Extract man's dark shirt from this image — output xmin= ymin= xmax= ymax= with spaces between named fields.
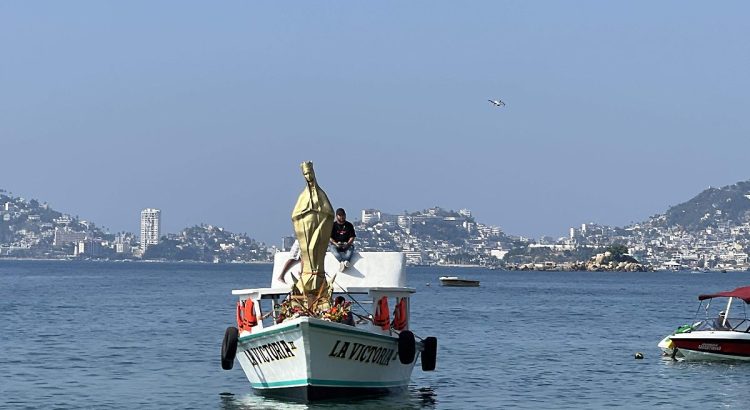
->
xmin=331 ymin=221 xmax=356 ymax=249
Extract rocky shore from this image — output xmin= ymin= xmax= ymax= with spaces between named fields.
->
xmin=506 ymin=251 xmax=650 ymax=272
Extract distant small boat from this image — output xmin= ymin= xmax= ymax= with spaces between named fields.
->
xmin=439 ymin=276 xmax=480 ymax=287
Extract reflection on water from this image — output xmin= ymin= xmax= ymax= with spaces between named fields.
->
xmin=219 ymin=392 xmax=308 ymax=410
xmin=218 ymin=386 xmax=437 ymax=409
xmin=414 ymin=387 xmax=437 ymax=408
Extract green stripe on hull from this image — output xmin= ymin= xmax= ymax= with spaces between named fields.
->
xmin=250 ymin=379 xmax=308 ymax=388
xmin=251 ymin=378 xmax=409 ymax=389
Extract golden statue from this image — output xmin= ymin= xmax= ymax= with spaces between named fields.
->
xmin=291 ymin=161 xmax=334 ymax=312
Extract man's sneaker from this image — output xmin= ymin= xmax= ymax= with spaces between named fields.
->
xmin=344 ymin=261 xmax=351 ymax=269
xmin=339 ymin=261 xmax=346 ymax=272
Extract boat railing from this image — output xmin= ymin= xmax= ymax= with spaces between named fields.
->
xmin=232 ymin=286 xmax=415 ymax=334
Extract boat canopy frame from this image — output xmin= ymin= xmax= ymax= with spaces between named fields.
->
xmin=690 ymin=290 xmax=750 ymax=331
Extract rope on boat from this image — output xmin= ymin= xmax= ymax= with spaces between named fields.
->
xmin=327 ymin=275 xmax=430 ymax=341
xmin=282 ymin=271 xmax=429 ymax=342
xmin=328 ymin=274 xmax=373 ymax=317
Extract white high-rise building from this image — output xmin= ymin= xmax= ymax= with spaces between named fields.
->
xmin=140 ymin=208 xmax=161 ymax=252
xmin=361 ymin=209 xmax=382 ymax=225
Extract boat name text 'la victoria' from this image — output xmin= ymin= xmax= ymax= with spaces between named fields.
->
xmin=328 ymin=340 xmax=398 ymax=366
xmin=243 ymin=340 xmax=297 ymax=366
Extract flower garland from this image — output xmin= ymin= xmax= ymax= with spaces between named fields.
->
xmin=275 ymin=298 xmax=352 ymax=324
xmin=275 ymin=299 xmax=304 ymax=323
xmin=322 ymin=300 xmax=352 ymax=323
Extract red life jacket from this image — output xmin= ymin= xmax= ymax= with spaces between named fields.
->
xmin=392 ymin=298 xmax=408 ymax=331
xmin=236 ymin=299 xmax=258 ymax=332
xmin=373 ymin=296 xmax=390 ymax=330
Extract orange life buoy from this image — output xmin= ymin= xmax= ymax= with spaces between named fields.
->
xmin=373 ymin=296 xmax=390 ymax=330
xmin=392 ymin=297 xmax=408 ymax=331
xmin=236 ymin=299 xmax=258 ymax=332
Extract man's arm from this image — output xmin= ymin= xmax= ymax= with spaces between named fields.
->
xmin=344 ymin=223 xmax=356 ymax=248
xmin=278 ymin=258 xmax=299 ymax=282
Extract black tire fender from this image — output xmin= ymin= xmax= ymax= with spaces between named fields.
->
xmin=421 ymin=336 xmax=437 ymax=371
xmin=398 ymin=330 xmax=416 ymax=364
xmin=221 ymin=326 xmax=239 ymax=370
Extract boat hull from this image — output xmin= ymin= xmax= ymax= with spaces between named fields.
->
xmin=235 ymin=317 xmax=416 ymax=402
xmin=440 ymin=281 xmax=479 ymax=287
xmin=438 ymin=277 xmax=480 ymax=287
xmin=252 ymin=384 xmax=404 ymax=402
xmin=669 ymin=331 xmax=750 ymax=361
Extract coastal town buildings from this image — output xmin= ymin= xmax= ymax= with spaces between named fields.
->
xmin=4 ymin=182 xmax=750 ymax=269
xmin=0 ymin=191 xmax=270 ymax=262
xmin=114 ymin=233 xmax=132 ymax=254
xmin=53 ymin=227 xmax=87 ymax=246
xmin=281 ymin=236 xmax=295 ymax=251
xmin=353 ymin=206 xmax=509 ymax=267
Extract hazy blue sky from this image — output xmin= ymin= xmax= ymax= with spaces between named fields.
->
xmin=2 ymin=2 xmax=749 ymax=244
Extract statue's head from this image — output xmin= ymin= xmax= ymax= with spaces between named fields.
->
xmin=301 ymin=161 xmax=316 ymax=184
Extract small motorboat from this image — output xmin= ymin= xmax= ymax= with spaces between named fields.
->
xmin=658 ymin=286 xmax=750 ymax=361
xmin=438 ymin=276 xmax=480 ymax=287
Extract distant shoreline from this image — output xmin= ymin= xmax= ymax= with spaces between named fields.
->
xmin=0 ymin=257 xmax=273 ymax=265
xmin=432 ymin=263 xmax=484 ymax=268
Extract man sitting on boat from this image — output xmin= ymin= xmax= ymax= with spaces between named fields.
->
xmin=334 ymin=296 xmax=356 ymax=326
xmin=329 ymin=208 xmax=356 ymax=272
xmin=713 ymin=311 xmax=733 ymax=330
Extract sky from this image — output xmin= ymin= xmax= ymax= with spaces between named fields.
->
xmin=2 ymin=2 xmax=750 ymax=244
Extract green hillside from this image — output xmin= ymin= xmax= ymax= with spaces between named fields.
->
xmin=661 ymin=180 xmax=750 ymax=230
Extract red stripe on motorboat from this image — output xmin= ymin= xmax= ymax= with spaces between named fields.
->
xmin=672 ymin=338 xmax=750 ymax=356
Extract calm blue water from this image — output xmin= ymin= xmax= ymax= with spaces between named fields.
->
xmin=2 ymin=260 xmax=750 ymax=409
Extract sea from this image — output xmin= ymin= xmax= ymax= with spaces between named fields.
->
xmin=3 ymin=260 xmax=750 ymax=409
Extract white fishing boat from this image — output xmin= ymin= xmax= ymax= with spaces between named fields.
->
xmin=220 ymin=162 xmax=437 ymax=402
xmin=658 ymin=286 xmax=750 ymax=361
xmin=221 ymin=252 xmax=437 ymax=401
xmin=439 ymin=276 xmax=480 ymax=287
